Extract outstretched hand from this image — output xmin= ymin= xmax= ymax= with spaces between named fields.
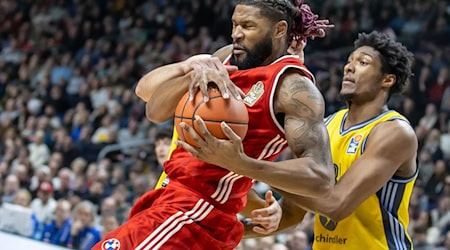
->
xmin=180 ymin=54 xmax=243 ymax=102
xmin=248 ymin=190 xmax=282 ymax=234
xmin=175 ymin=115 xmax=245 ymax=171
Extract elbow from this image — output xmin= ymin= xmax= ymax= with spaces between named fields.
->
xmin=135 ymin=77 xmax=151 ymax=101
xmin=145 ymin=101 xmax=167 ymax=123
xmin=325 ymin=206 xmax=351 ymax=222
xmin=145 ymin=98 xmax=175 ymax=123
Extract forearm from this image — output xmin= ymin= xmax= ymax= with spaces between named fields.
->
xmin=136 ymin=62 xmax=191 ymax=122
xmin=136 ymin=61 xmax=189 ymax=102
xmin=234 ymin=156 xmax=333 ymax=198
xmin=275 ymin=197 xmax=306 ymax=233
xmin=278 ymin=188 xmax=331 ymax=214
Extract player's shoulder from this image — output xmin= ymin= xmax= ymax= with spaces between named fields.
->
xmin=275 ymin=72 xmax=324 ymax=117
xmin=370 ymin=118 xmax=417 ymax=151
xmin=278 ymin=72 xmax=320 ymax=99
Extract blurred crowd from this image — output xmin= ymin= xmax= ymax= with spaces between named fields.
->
xmin=0 ymin=0 xmax=448 ymax=249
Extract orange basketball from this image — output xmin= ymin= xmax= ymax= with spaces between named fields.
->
xmin=174 ymin=88 xmax=249 ymax=147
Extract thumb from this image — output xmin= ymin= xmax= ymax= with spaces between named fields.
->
xmin=265 ymin=190 xmax=274 ymax=206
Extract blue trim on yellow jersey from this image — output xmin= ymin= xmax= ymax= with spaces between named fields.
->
xmin=324 ymin=112 xmax=337 ymax=126
xmin=359 ymin=115 xmax=409 ymax=154
xmin=391 ymin=165 xmax=419 ymax=183
xmin=339 ymin=110 xmax=396 ymax=136
xmin=378 ymin=182 xmax=412 ymax=249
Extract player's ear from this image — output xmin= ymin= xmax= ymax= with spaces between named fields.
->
xmin=382 ymin=74 xmax=396 ymax=88
xmin=274 ymin=20 xmax=288 ymax=39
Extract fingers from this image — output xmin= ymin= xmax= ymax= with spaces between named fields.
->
xmin=224 ymin=65 xmax=238 ymax=73
xmin=221 ymin=122 xmax=241 ymax=142
xmin=187 ymin=57 xmax=240 ymax=102
xmin=194 ymin=116 xmax=214 ymax=141
xmin=265 ymin=190 xmax=275 ymax=204
xmin=189 ymin=71 xmax=201 ymax=101
xmin=216 ymin=79 xmax=230 ymax=99
xmin=249 ymin=190 xmax=281 ymax=235
xmin=252 ymin=224 xmax=278 ymax=235
xmin=179 ymin=121 xmax=207 ymax=148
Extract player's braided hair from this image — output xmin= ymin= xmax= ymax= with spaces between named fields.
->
xmin=235 ymin=0 xmax=329 ymax=43
xmin=354 ymin=31 xmax=414 ymax=95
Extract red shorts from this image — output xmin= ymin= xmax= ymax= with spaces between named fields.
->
xmin=93 ymin=185 xmax=243 ymax=250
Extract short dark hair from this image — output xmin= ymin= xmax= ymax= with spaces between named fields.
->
xmin=354 ymin=31 xmax=414 ymax=96
xmin=155 ymin=127 xmax=173 ymax=142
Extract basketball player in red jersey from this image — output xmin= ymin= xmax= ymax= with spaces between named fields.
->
xmin=94 ymin=1 xmax=334 ymax=249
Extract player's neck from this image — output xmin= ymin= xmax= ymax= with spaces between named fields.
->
xmin=263 ymin=46 xmax=288 ymax=65
xmin=345 ymin=101 xmax=389 ymax=127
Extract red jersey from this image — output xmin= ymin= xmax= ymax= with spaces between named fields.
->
xmin=95 ymin=55 xmax=316 ymax=250
xmin=164 ymin=55 xmax=314 ymax=214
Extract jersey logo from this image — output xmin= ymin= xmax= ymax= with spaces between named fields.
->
xmin=347 ymin=134 xmax=363 ymax=154
xmin=102 ymin=238 xmax=121 ymax=250
xmin=319 ymin=215 xmax=338 ymax=231
xmin=244 ymin=81 xmax=264 ymax=106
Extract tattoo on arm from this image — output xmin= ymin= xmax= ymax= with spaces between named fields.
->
xmin=278 ymin=75 xmax=330 ymax=163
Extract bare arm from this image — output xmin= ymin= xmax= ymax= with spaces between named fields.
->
xmin=234 ymin=73 xmax=334 ymax=196
xmin=177 ymin=73 xmax=334 ymax=197
xmin=281 ymin=120 xmax=418 ymax=222
xmin=135 ymin=45 xmax=236 ymax=123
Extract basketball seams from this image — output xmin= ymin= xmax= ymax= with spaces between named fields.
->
xmin=175 ymin=89 xmax=248 ymax=146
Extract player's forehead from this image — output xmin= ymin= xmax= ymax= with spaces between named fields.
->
xmin=348 ymin=46 xmax=380 ymax=60
xmin=232 ymin=4 xmax=266 ymax=23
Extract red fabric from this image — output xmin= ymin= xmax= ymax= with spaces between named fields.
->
xmin=94 ymin=55 xmax=314 ymax=250
xmin=165 ymin=55 xmax=313 ymax=214
xmin=93 ymin=185 xmax=243 ymax=250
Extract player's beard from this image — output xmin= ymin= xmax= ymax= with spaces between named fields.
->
xmin=230 ymin=33 xmax=273 ymax=70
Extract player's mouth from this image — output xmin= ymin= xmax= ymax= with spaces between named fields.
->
xmin=233 ymin=45 xmax=246 ymax=55
xmin=342 ymin=76 xmax=355 ymax=85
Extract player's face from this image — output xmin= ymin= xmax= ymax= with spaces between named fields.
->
xmin=155 ymin=138 xmax=171 ymax=166
xmin=341 ymin=46 xmax=385 ymax=102
xmin=230 ymin=5 xmax=274 ymax=70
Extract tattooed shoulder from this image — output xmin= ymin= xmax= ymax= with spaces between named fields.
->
xmin=275 ymin=73 xmax=324 ymax=118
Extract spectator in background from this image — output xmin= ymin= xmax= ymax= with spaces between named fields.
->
xmin=285 ymin=229 xmax=311 ymax=250
xmin=117 ymin=118 xmax=145 ymax=156
xmin=30 ymin=181 xmax=57 ymax=237
xmin=53 ymin=168 xmax=74 ymax=200
xmin=413 ymin=225 xmax=434 ymax=250
xmin=29 ymin=165 xmax=51 ymax=193
xmin=422 ymin=129 xmax=444 ymax=162
xmin=12 ymin=188 xmax=32 ymax=209
xmin=69 ymin=200 xmax=101 ymax=250
xmin=416 ymin=103 xmax=439 ymax=142
xmin=27 ymin=130 xmax=50 ymax=170
xmin=42 ymin=199 xmax=72 ymax=247
xmin=2 ymin=174 xmax=20 ymax=203
xmin=424 ymin=160 xmax=447 ymax=207
xmin=440 ymin=120 xmax=450 ymax=160
xmin=99 ymin=215 xmax=119 ymax=239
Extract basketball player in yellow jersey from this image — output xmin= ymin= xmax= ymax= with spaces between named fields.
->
xmin=257 ymin=31 xmax=417 ymax=249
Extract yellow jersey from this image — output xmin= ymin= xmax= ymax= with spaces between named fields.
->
xmin=314 ymin=109 xmax=416 ymax=250
xmin=154 ymin=128 xmax=178 ymax=189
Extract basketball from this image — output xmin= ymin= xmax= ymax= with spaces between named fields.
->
xmin=174 ymin=88 xmax=249 ymax=147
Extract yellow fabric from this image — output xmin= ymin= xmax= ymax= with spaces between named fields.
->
xmin=154 ymin=128 xmax=178 ymax=189
xmin=313 ymin=109 xmax=416 ymax=250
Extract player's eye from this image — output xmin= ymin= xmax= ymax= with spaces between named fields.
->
xmin=359 ymin=61 xmax=368 ymax=66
